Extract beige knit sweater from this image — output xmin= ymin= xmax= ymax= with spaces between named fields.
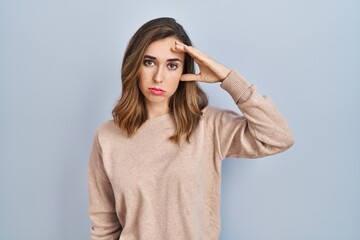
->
xmin=88 ymin=70 xmax=294 ymax=240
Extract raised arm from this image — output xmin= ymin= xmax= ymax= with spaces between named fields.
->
xmin=173 ymin=41 xmax=294 ymax=159
xmin=215 ymin=70 xmax=294 ymax=159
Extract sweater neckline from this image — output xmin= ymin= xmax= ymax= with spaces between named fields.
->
xmin=144 ymin=112 xmax=172 ymax=123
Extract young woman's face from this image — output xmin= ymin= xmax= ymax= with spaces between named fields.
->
xmin=138 ymin=36 xmax=185 ymax=110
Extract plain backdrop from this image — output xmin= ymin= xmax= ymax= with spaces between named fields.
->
xmin=0 ymin=0 xmax=359 ymax=239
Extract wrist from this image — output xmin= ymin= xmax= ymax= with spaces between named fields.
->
xmin=219 ymin=68 xmax=232 ymax=82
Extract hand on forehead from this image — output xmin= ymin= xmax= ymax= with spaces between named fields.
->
xmin=144 ymin=37 xmax=185 ymax=62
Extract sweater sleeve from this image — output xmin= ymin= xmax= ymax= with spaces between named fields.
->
xmin=215 ymin=70 xmax=294 ymax=160
xmin=88 ymin=128 xmax=122 ymax=239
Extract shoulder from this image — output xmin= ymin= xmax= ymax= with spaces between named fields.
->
xmin=94 ymin=119 xmax=123 ymax=141
xmin=201 ymin=105 xmax=223 ymax=118
xmin=201 ymin=105 xmax=228 ymax=125
xmin=202 ymin=105 xmax=241 ymax=118
xmin=201 ymin=105 xmax=243 ymax=125
xmin=97 ymin=119 xmax=116 ymax=130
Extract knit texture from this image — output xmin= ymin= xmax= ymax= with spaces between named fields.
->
xmin=88 ymin=70 xmax=294 ymax=240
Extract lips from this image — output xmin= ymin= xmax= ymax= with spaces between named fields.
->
xmin=148 ymin=87 xmax=166 ymax=96
xmin=149 ymin=87 xmax=165 ymax=92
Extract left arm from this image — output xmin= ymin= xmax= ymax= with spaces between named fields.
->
xmin=215 ymin=70 xmax=294 ymax=159
xmin=174 ymin=41 xmax=294 ymax=159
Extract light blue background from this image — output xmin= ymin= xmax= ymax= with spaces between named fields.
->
xmin=1 ymin=0 xmax=359 ymax=239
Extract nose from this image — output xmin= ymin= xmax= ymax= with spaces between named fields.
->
xmin=154 ymin=67 xmax=163 ymax=83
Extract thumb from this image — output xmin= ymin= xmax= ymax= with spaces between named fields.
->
xmin=180 ymin=73 xmax=202 ymax=82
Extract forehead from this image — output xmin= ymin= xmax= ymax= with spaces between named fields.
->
xmin=144 ymin=37 xmax=184 ymax=60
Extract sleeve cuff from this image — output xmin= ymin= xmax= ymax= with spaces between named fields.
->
xmin=220 ymin=70 xmax=253 ymax=103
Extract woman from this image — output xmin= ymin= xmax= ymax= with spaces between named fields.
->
xmin=88 ymin=17 xmax=294 ymax=240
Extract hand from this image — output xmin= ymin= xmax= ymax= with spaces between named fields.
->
xmin=173 ymin=41 xmax=231 ymax=83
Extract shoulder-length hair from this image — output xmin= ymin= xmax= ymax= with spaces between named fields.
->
xmin=112 ymin=17 xmax=208 ymax=146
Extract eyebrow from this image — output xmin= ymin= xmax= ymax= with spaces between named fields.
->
xmin=144 ymin=55 xmax=182 ymax=62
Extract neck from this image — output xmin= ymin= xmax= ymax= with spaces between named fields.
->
xmin=146 ymin=103 xmax=170 ymax=120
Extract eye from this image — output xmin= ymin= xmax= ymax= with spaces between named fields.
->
xmin=143 ymin=59 xmax=155 ymax=67
xmin=167 ymin=63 xmax=178 ymax=70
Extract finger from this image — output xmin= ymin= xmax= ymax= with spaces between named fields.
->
xmin=180 ymin=73 xmax=202 ymax=82
xmin=183 ymin=45 xmax=202 ymax=59
xmin=187 ymin=45 xmax=207 ymax=57
xmin=175 ymin=40 xmax=186 ymax=47
xmin=173 ymin=42 xmax=186 ymax=53
xmin=177 ymin=41 xmax=207 ymax=57
xmin=175 ymin=41 xmax=205 ymax=61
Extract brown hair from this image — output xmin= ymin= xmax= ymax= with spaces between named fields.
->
xmin=112 ymin=17 xmax=208 ymax=146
